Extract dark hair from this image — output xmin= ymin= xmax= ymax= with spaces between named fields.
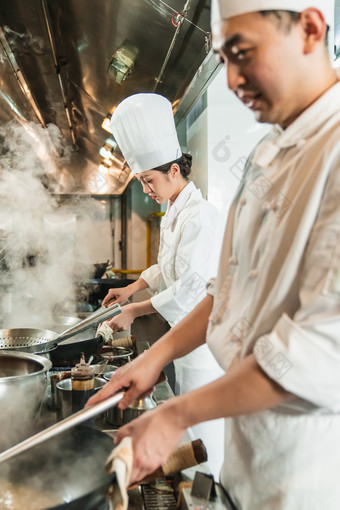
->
xmin=153 ymin=153 xmax=192 ymax=180
xmin=259 ymin=10 xmax=329 ymax=45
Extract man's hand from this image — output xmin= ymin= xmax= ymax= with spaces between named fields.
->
xmin=86 ymin=350 xmax=163 ymax=409
xmin=115 ymin=399 xmax=186 ymax=485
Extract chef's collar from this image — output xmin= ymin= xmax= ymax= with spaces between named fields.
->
xmin=252 ymin=73 xmax=340 ymax=168
xmin=162 ymin=181 xmax=196 ymax=229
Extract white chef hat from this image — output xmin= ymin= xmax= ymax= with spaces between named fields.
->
xmin=211 ymin=0 xmax=334 ymax=27
xmin=109 ymin=93 xmax=182 ymax=174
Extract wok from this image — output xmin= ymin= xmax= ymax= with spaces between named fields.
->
xmin=0 ymin=303 xmax=121 ymax=355
xmin=1 ymin=315 xmax=107 ymax=365
xmin=0 ymin=425 xmax=115 ymax=510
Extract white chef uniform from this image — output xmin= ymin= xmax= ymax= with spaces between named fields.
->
xmin=111 ymin=93 xmax=225 ymax=479
xmin=141 ymin=180 xmax=223 ymax=382
xmin=141 ymin=180 xmax=225 ymax=478
xmin=207 ymin=76 xmax=340 ymax=509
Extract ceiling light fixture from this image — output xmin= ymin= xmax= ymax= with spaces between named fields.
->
xmin=101 ymin=114 xmax=112 ymax=133
xmin=99 ymin=137 xmax=118 ymax=160
xmin=98 ymin=159 xmax=112 ymax=174
xmin=107 ymin=39 xmax=139 ymax=85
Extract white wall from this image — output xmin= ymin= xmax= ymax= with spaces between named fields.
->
xmin=187 ymin=108 xmax=209 ymax=200
xmin=187 ymin=68 xmax=270 ymax=219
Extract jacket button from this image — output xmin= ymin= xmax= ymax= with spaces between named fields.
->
xmin=229 ymin=256 xmax=238 ymax=266
xmin=239 ymin=197 xmax=247 ymax=206
xmin=249 ymin=269 xmax=258 ymax=279
xmin=262 ymin=201 xmax=275 ymax=212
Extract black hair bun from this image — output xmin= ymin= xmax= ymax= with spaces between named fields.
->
xmin=182 ymin=153 xmax=192 ymax=177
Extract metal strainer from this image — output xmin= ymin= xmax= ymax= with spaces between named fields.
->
xmin=0 ymin=303 xmax=121 ymax=354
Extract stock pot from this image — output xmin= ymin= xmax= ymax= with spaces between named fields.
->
xmin=0 ymin=351 xmax=51 ymax=452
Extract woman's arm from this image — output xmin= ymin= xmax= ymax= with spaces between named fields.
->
xmin=102 ymin=277 xmax=149 ymax=306
xmin=88 ymin=295 xmax=213 ymax=407
xmin=107 ymin=299 xmax=157 ymax=331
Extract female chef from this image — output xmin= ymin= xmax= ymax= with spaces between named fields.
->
xmin=89 ymin=2 xmax=340 ymax=508
xmin=102 ymin=93 xmax=224 ymax=477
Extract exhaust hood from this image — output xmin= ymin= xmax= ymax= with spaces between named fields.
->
xmin=0 ymin=0 xmax=212 ymax=195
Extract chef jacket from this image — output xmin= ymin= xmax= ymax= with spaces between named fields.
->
xmin=141 ymin=181 xmax=223 ymax=331
xmin=141 ymin=181 xmax=225 ymax=478
xmin=207 ymin=77 xmax=340 ymax=509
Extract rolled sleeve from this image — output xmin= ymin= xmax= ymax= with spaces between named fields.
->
xmin=254 ymin=313 xmax=340 ymax=410
xmin=140 ymin=264 xmax=164 ymax=292
xmin=206 ymin=277 xmax=216 ymax=297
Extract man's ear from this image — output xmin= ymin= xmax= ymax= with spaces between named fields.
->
xmin=299 ymin=9 xmax=328 ymax=54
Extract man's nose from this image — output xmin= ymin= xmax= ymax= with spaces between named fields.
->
xmin=226 ymin=61 xmax=247 ymax=92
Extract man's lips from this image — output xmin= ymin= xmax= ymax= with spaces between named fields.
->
xmin=237 ymin=89 xmax=262 ymax=109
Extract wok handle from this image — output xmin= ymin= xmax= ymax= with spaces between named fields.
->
xmin=130 ymin=439 xmax=207 ymax=487
xmin=0 ymin=391 xmax=125 ymax=464
xmin=55 ymin=303 xmax=122 ymax=343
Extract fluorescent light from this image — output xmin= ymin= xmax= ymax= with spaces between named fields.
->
xmin=101 ymin=114 xmax=112 ymax=133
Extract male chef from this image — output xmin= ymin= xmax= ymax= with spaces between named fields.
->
xmin=88 ymin=1 xmax=340 ymax=508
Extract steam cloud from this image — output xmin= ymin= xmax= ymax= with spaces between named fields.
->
xmin=0 ymin=121 xmax=103 ymax=326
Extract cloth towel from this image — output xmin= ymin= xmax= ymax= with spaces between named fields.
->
xmin=106 ymin=436 xmax=133 ymax=510
xmin=96 ymin=321 xmax=114 ymax=343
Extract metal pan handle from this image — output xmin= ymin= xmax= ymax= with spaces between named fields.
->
xmin=0 ymin=391 xmax=125 ymax=464
xmin=55 ymin=303 xmax=122 ymax=343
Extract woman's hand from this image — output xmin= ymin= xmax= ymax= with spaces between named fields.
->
xmin=107 ymin=304 xmax=136 ymax=332
xmin=116 ymin=400 xmax=187 ymax=485
xmin=102 ymin=286 xmax=133 ymax=307
xmin=86 ymin=350 xmax=162 ymax=409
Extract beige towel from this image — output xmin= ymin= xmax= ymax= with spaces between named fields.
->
xmin=106 ymin=437 xmax=133 ymax=510
xmin=96 ymin=321 xmax=114 ymax=343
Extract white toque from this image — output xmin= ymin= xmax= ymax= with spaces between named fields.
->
xmin=211 ymin=0 xmax=334 ymax=27
xmin=110 ymin=93 xmax=182 ymax=174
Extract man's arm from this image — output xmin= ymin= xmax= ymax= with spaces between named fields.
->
xmin=115 ymin=354 xmax=292 ymax=484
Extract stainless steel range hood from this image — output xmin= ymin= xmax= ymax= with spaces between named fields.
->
xmin=0 ymin=0 xmax=213 ymax=194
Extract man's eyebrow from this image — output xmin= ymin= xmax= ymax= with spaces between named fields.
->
xmin=213 ymin=33 xmax=246 ymax=53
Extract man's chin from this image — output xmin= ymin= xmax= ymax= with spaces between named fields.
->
xmin=253 ymin=110 xmax=272 ymax=124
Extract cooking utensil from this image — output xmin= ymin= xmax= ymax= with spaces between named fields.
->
xmin=106 ymin=393 xmax=157 ymax=427
xmin=100 ymin=346 xmax=134 ymax=365
xmin=92 ymin=363 xmax=118 ymax=376
xmin=50 ymin=335 xmax=105 ymax=366
xmin=133 ymin=438 xmax=208 ymax=486
xmin=0 ymin=425 xmax=115 ymax=510
xmin=56 ymin=377 xmax=107 ymax=420
xmin=102 ymin=369 xmax=118 ymax=381
xmin=0 ymin=351 xmax=52 ymax=452
xmin=0 ymin=302 xmax=122 ymax=354
xmin=0 ymin=390 xmax=124 ymax=464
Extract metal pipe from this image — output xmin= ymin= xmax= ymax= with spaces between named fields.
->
xmin=41 ymin=0 xmax=77 ymax=145
xmin=120 ymin=193 xmax=127 ymax=269
xmin=109 ymin=269 xmax=143 ymax=274
xmin=109 ymin=197 xmax=115 ymax=267
xmin=0 ymin=27 xmax=46 ymax=127
xmin=147 ymin=212 xmax=164 ymax=266
xmin=153 ymin=0 xmax=192 ymax=92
